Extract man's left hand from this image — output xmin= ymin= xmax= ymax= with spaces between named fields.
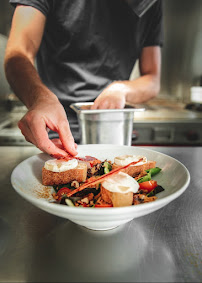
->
xmin=91 ymin=81 xmax=127 ymax=109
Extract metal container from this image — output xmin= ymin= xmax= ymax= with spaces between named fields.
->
xmin=70 ymin=102 xmax=144 ymax=145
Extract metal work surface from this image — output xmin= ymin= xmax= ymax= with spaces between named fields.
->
xmin=0 ymin=146 xmax=202 ymax=282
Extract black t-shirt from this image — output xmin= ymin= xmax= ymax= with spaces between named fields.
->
xmin=10 ymin=0 xmax=163 ymax=138
xmin=10 ymin=0 xmax=163 ymax=102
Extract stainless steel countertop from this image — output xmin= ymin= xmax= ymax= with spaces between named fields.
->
xmin=0 ymin=146 xmax=202 ymax=282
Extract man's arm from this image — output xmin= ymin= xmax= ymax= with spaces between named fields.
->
xmin=91 ymin=46 xmax=161 ymax=109
xmin=4 ymin=5 xmax=77 ymax=156
xmin=125 ymin=46 xmax=161 ymax=104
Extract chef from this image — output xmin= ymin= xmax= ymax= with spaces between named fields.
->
xmin=4 ymin=0 xmax=163 ymax=157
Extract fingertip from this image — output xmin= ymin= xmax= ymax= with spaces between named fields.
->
xmin=69 ymin=147 xmax=78 ymax=156
xmin=91 ymin=104 xmax=96 ymax=110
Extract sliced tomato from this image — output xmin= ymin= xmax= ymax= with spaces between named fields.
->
xmin=57 ymin=187 xmax=72 ymax=200
xmin=95 ymin=204 xmax=113 ymax=208
xmin=139 ymin=180 xmax=157 ymax=192
xmin=80 ymin=203 xmax=88 ymax=207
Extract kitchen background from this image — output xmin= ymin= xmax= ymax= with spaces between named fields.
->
xmin=0 ymin=0 xmax=201 ymax=145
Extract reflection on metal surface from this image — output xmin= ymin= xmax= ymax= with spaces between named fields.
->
xmin=25 ymin=220 xmax=175 ymax=282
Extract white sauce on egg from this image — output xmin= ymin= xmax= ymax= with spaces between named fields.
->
xmin=102 ymin=172 xmax=139 ymax=194
xmin=44 ymin=159 xmax=78 ymax=172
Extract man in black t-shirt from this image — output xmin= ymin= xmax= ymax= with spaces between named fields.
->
xmin=4 ymin=0 xmax=163 ymax=156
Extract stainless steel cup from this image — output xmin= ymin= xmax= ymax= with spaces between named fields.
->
xmin=70 ymin=103 xmax=144 ymax=146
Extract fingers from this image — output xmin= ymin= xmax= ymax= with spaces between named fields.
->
xmin=58 ymin=120 xmax=78 ymax=156
xmin=19 ymin=116 xmax=70 ymax=157
xmin=18 ymin=97 xmax=78 ymax=157
xmin=91 ymin=100 xmax=108 ymax=110
xmin=49 ymin=139 xmax=78 ymax=155
xmin=91 ymin=98 xmax=124 ymax=110
xmin=50 ymin=138 xmax=64 ymax=150
xmin=92 ymin=81 xmax=127 ymax=110
xmin=31 ymin=117 xmax=71 ymax=156
xmin=91 ymin=93 xmax=125 ymax=110
xmin=91 ymin=96 xmax=112 ymax=109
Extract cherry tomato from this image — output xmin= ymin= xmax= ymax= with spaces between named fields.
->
xmin=139 ymin=180 xmax=157 ymax=192
xmin=95 ymin=203 xmax=113 ymax=208
xmin=57 ymin=187 xmax=72 ymax=200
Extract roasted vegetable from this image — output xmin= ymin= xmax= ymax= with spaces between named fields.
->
xmin=103 ymin=161 xmax=112 ymax=174
xmin=146 ymin=167 xmax=161 ymax=176
xmin=147 ymin=185 xmax=164 ymax=197
xmin=137 ymin=167 xmax=162 ymax=183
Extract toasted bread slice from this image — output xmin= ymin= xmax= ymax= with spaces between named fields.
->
xmin=112 ymin=161 xmax=156 ymax=177
xmin=42 ymin=162 xmax=87 ymax=186
xmin=100 ymin=185 xmax=133 ymax=207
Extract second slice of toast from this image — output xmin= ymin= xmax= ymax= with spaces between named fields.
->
xmin=112 ymin=161 xmax=156 ymax=178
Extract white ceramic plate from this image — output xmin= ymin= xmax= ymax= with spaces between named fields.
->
xmin=11 ymin=145 xmax=190 ymax=230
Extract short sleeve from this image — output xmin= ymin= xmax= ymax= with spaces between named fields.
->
xmin=143 ymin=0 xmax=163 ymax=47
xmin=9 ymin=0 xmax=51 ymax=17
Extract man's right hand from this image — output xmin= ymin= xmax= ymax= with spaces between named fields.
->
xmin=18 ymin=95 xmax=78 ymax=157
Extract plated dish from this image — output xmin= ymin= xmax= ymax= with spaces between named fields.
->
xmin=11 ymin=145 xmax=190 ymax=230
xmin=42 ymin=153 xmax=164 ymax=208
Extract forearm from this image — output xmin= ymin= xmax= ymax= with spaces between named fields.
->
xmin=124 ymin=73 xmax=160 ymax=105
xmin=123 ymin=45 xmax=161 ymax=104
xmin=91 ymin=73 xmax=160 ymax=110
xmin=92 ymin=45 xmax=161 ymax=110
xmin=4 ymin=52 xmax=58 ymax=109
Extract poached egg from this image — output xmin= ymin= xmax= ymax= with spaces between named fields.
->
xmin=102 ymin=172 xmax=139 ymax=194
